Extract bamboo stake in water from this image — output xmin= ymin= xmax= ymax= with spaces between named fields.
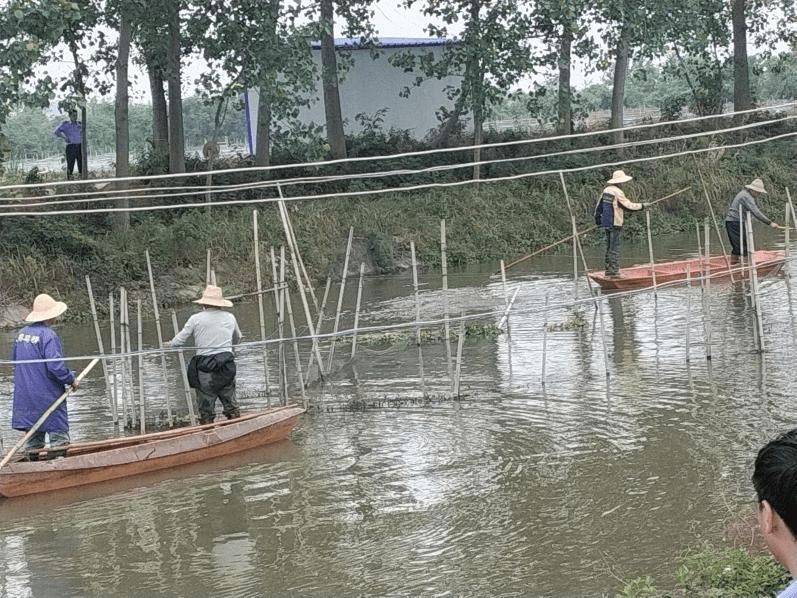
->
xmin=137 ymin=299 xmax=146 ymax=434
xmin=453 ymin=312 xmax=466 ymax=397
xmin=276 ymin=184 xmax=318 ymax=310
xmin=120 ymin=287 xmax=136 ymax=429
xmin=701 ymin=221 xmax=713 ymax=360
xmin=283 ymin=286 xmax=307 ymax=408
xmin=278 ymin=247 xmax=289 ymax=404
xmin=685 ymin=266 xmax=692 ymax=363
xmin=541 ymin=294 xmax=549 ymax=386
xmin=410 ymin=241 xmax=426 ymax=395
xmin=85 ymin=276 xmax=112 ymax=416
xmin=109 ymin=292 xmax=119 ymax=425
xmin=327 ymin=227 xmax=354 ymax=373
xmin=500 ymin=259 xmax=513 ymax=379
xmin=441 ymin=220 xmax=454 ymax=392
xmin=307 ymin=277 xmax=332 ymax=379
xmin=171 ymin=310 xmax=197 ymax=426
xmin=746 ymin=211 xmax=766 ymax=352
xmin=571 ymin=216 xmax=579 ymax=301
xmin=287 ymin=241 xmax=325 ymax=385
xmin=252 ymin=210 xmax=272 ymax=404
xmin=351 ymin=263 xmax=365 ymax=360
xmin=645 ymin=211 xmax=657 ymax=293
xmin=146 ymin=250 xmax=173 ymax=426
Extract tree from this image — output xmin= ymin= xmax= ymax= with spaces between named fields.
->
xmin=319 ymin=0 xmax=347 ymax=159
xmin=392 ymin=0 xmax=531 ymax=176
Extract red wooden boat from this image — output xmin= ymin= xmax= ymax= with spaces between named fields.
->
xmin=0 ymin=404 xmax=304 ymax=498
xmin=588 ymin=249 xmax=785 ymax=291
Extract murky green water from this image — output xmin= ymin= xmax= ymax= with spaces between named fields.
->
xmin=1 ymin=232 xmax=795 ymax=596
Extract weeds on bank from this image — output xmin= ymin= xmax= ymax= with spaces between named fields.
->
xmin=619 ymin=545 xmax=789 ymax=598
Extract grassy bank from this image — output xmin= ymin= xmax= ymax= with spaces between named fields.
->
xmin=0 ymin=137 xmax=794 ymax=322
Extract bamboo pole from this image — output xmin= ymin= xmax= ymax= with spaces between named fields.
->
xmin=136 ymin=299 xmax=145 ymax=434
xmin=500 ymin=260 xmax=513 ymax=378
xmin=351 ymin=263 xmax=365 ymax=360
xmin=287 ymin=243 xmax=325 ymax=384
xmin=109 ymin=292 xmax=119 ymax=425
xmin=279 ymin=247 xmax=289 ymax=403
xmin=283 ymin=286 xmax=307 ymax=408
xmin=701 ymin=222 xmax=713 ymax=360
xmin=453 ymin=312 xmax=466 ymax=397
xmin=328 ymin=227 xmax=354 ymax=372
xmin=85 ymin=276 xmax=112 ymax=415
xmin=746 ymin=211 xmax=766 ymax=352
xmin=645 ymin=211 xmax=658 ymax=292
xmin=307 ymin=276 xmax=332 ymax=379
xmin=171 ymin=310 xmax=197 ymax=426
xmin=121 ymin=287 xmax=136 ymax=428
xmin=146 ymin=249 xmax=173 ymax=426
xmin=541 ymin=294 xmax=549 ymax=386
xmin=410 ymin=241 xmax=426 ymax=395
xmin=441 ymin=219 xmax=454 ymax=392
xmin=571 ymin=216 xmax=579 ymax=301
xmin=206 ymin=249 xmax=212 ymax=286
xmin=252 ymin=210 xmax=272 ymax=404
xmin=695 ymin=161 xmax=734 ymax=279
xmin=685 ymin=266 xmax=692 ymax=362
xmin=276 ymin=185 xmax=318 ymax=310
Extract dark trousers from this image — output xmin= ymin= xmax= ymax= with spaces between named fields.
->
xmin=195 ymin=370 xmax=239 ymax=423
xmin=605 ymin=226 xmax=623 ymax=274
xmin=65 ymin=143 xmax=82 ymax=178
xmin=725 ymin=220 xmax=748 ymax=256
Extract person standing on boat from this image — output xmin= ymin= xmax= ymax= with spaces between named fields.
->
xmin=11 ymin=294 xmax=79 ymax=458
xmin=596 ymin=170 xmax=648 ymax=277
xmin=166 ymin=285 xmax=242 ymax=425
xmin=725 ymin=178 xmax=783 ymax=260
xmin=752 ymin=429 xmax=797 ymax=598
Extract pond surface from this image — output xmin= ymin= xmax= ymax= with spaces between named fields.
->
xmin=1 ymin=231 xmax=795 ymax=596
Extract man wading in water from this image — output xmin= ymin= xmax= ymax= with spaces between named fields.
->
xmin=166 ymin=285 xmax=242 ymax=424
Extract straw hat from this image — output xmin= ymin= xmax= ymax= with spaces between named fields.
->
xmin=194 ymin=285 xmax=233 ymax=307
xmin=745 ymin=178 xmax=767 ymax=194
xmin=607 ymin=170 xmax=632 ymax=184
xmin=25 ymin=293 xmax=68 ymax=322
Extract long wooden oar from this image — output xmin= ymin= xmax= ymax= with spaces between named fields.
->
xmin=498 ymin=186 xmax=691 ymax=275
xmin=0 ymin=358 xmax=99 ymax=469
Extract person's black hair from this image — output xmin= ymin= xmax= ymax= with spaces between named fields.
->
xmin=753 ymin=429 xmax=797 ymax=536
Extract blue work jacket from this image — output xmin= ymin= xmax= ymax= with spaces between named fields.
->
xmin=11 ymin=322 xmax=75 ymax=432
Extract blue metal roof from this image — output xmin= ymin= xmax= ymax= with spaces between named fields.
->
xmin=311 ymin=37 xmax=453 ymax=50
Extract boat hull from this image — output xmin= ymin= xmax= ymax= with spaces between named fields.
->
xmin=588 ymin=250 xmax=785 ymax=291
xmin=0 ymin=405 xmax=304 ymax=498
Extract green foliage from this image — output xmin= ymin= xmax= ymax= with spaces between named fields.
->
xmin=675 ymin=546 xmax=789 ymax=597
xmin=619 ymin=575 xmax=657 ymax=598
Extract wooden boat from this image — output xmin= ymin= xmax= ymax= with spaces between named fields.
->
xmin=0 ymin=404 xmax=304 ymax=498
xmin=588 ymin=249 xmax=785 ymax=291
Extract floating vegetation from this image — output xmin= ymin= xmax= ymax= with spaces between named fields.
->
xmin=338 ymin=321 xmax=502 ymax=348
xmin=547 ymin=310 xmax=587 ymax=331
xmin=305 ymin=393 xmax=464 ymax=413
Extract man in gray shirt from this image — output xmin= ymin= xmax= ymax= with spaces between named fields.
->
xmin=725 ymin=178 xmax=782 ymax=259
xmin=167 ymin=285 xmax=242 ymax=424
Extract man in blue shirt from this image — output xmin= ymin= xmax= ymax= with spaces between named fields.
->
xmin=53 ymin=109 xmax=83 ymax=180
xmin=11 ymin=294 xmax=78 ymax=458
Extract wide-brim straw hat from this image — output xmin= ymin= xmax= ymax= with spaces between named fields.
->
xmin=745 ymin=178 xmax=767 ymax=194
xmin=25 ymin=293 xmax=68 ymax=322
xmin=607 ymin=170 xmax=633 ymax=184
xmin=194 ymin=285 xmax=233 ymax=307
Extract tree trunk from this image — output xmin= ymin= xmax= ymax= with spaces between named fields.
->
xmin=147 ymin=63 xmax=169 ymax=168
xmin=166 ymin=0 xmax=185 ymax=173
xmin=610 ymin=32 xmax=629 ymax=146
xmin=255 ymin=99 xmax=271 ymax=167
xmin=732 ymin=0 xmax=753 ymax=113
xmin=113 ymin=14 xmax=132 ymax=231
xmin=557 ymin=27 xmax=573 ymax=135
xmin=320 ymin=0 xmax=347 ymax=160
xmin=469 ymin=0 xmax=483 ymax=181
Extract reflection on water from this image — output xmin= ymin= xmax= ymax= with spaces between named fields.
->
xmin=1 ymin=235 xmax=797 ymax=595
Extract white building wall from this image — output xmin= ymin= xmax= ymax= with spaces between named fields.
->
xmin=245 ymin=39 xmax=461 ymax=154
